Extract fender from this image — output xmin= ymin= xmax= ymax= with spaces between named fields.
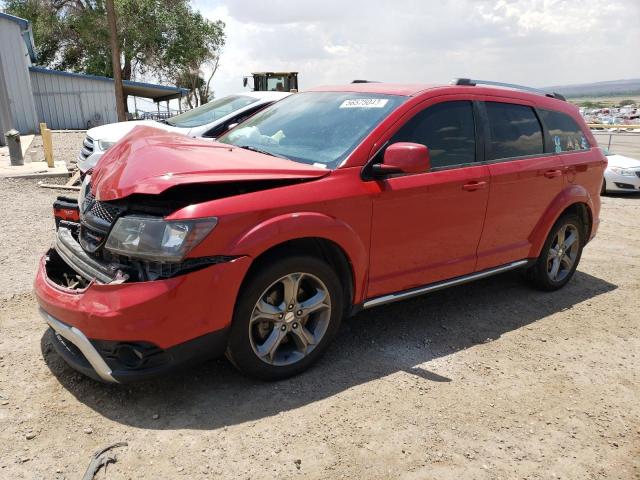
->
xmin=528 ymin=184 xmax=595 ymax=258
xmin=226 ymin=212 xmax=369 ymax=303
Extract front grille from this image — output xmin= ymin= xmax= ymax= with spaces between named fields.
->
xmin=83 ymin=191 xmax=121 ymax=224
xmin=79 ymin=135 xmax=94 ymax=161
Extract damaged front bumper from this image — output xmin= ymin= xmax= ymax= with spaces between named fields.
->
xmin=35 ymin=228 xmax=253 ymax=383
xmin=40 ymin=308 xmax=117 ymax=382
xmin=55 ymin=227 xmax=127 ymax=284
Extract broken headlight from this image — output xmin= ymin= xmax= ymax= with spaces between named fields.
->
xmin=104 ymin=215 xmax=217 ymax=262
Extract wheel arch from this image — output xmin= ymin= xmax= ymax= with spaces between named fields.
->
xmin=529 ymin=187 xmax=594 ymax=258
xmin=227 ymin=212 xmax=369 ymax=309
xmin=562 ymin=202 xmax=593 ymax=240
xmin=242 ymin=237 xmax=356 ymax=316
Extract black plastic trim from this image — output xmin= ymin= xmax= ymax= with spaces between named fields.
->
xmin=49 ymin=327 xmax=229 ymax=383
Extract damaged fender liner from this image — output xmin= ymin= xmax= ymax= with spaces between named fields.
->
xmin=53 ymin=227 xmax=236 ymax=286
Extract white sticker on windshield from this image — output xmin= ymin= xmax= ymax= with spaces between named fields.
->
xmin=339 ymin=98 xmax=389 ymax=109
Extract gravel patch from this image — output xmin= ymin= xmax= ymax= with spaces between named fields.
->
xmin=0 ymin=132 xmax=85 ymax=295
xmin=22 ymin=130 xmax=86 ymax=167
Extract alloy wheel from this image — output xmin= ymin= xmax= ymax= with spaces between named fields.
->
xmin=546 ymin=223 xmax=580 ymax=283
xmin=249 ymin=272 xmax=332 ymax=366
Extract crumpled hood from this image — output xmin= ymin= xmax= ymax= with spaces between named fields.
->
xmin=91 ymin=126 xmax=329 ymax=201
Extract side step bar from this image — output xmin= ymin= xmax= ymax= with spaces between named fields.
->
xmin=363 ymin=260 xmax=530 ymax=309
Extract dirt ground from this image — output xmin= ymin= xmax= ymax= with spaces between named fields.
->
xmin=0 ymin=134 xmax=639 ymax=479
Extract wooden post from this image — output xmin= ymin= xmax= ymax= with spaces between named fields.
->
xmin=40 ymin=122 xmax=54 ymax=168
xmin=106 ymin=0 xmax=126 ymax=122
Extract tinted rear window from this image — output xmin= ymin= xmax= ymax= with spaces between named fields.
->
xmin=485 ymin=102 xmax=543 ymax=160
xmin=539 ymin=109 xmax=590 ymax=152
xmin=390 ymin=101 xmax=476 ymax=168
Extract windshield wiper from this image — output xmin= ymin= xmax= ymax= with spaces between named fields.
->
xmin=239 ymin=145 xmax=290 ymax=160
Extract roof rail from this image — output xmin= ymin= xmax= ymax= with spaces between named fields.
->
xmin=451 ymin=78 xmax=566 ymax=101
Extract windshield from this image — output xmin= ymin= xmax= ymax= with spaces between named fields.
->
xmin=165 ymin=95 xmax=258 ymax=128
xmin=217 ymin=92 xmax=406 ymax=168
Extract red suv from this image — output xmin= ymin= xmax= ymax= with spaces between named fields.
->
xmin=35 ymin=79 xmax=606 ymax=382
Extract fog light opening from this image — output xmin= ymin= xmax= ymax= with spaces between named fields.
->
xmin=115 ymin=345 xmax=145 ymax=369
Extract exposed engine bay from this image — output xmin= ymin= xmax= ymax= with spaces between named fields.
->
xmin=47 ymin=177 xmax=308 ymax=290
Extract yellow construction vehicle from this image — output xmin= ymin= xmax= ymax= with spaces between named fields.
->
xmin=243 ymin=72 xmax=299 ymax=92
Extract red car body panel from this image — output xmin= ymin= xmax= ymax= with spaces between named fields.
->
xmin=475 ymin=155 xmax=565 ymax=270
xmin=35 ymin=255 xmax=252 ymax=348
xmin=34 ymin=82 xmax=605 ymax=381
xmin=368 ymin=164 xmax=492 ymax=296
xmin=172 ymin=167 xmax=375 ymax=303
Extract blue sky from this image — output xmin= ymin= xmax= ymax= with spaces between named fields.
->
xmin=193 ymin=0 xmax=639 ymax=97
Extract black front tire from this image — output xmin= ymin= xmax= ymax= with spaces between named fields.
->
xmin=226 ymin=255 xmax=344 ymax=380
xmin=525 ymin=213 xmax=584 ymax=291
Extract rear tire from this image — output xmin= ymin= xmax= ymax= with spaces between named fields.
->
xmin=601 ymin=179 xmax=607 ymax=195
xmin=226 ymin=255 xmax=343 ymax=380
xmin=525 ymin=214 xmax=584 ymax=291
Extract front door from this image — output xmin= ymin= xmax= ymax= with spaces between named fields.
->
xmin=368 ymin=99 xmax=490 ymax=298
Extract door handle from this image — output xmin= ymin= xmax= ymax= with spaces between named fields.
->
xmin=543 ymin=169 xmax=563 ymax=178
xmin=462 ymin=180 xmax=487 ymax=191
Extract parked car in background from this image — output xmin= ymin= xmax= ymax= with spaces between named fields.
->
xmin=601 ymin=148 xmax=640 ymax=193
xmin=76 ymin=91 xmax=290 ymax=173
xmin=36 ymin=79 xmax=605 ymax=383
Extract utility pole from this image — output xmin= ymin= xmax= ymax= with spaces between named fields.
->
xmin=106 ymin=0 xmax=126 ymax=122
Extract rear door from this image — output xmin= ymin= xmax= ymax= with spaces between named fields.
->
xmin=367 ymin=97 xmax=491 ymax=298
xmin=537 ymin=108 xmax=600 ymax=196
xmin=476 ymin=99 xmax=564 ymax=270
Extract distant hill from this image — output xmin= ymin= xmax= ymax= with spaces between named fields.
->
xmin=543 ymin=79 xmax=640 ymax=98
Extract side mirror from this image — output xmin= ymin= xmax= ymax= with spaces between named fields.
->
xmin=372 ymin=142 xmax=431 ymax=176
xmin=243 ymin=77 xmax=248 ymax=88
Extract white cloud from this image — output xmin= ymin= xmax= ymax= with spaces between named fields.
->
xmin=193 ymin=0 xmax=640 ymax=97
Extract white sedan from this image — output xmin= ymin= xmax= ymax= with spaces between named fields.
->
xmin=77 ymin=91 xmax=290 ymax=173
xmin=602 ymin=149 xmax=640 ymax=194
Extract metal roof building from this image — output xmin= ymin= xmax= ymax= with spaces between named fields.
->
xmin=0 ymin=12 xmax=39 ymax=140
xmin=29 ymin=67 xmax=188 ymax=130
xmin=0 ymin=12 xmax=187 ymax=144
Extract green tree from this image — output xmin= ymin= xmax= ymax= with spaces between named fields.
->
xmin=175 ymin=55 xmax=220 ymax=108
xmin=4 ymin=0 xmax=225 ymax=109
xmin=618 ymin=99 xmax=636 ymax=107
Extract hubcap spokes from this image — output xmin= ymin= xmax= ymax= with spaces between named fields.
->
xmin=250 ymin=272 xmax=331 ymax=366
xmin=547 ymin=224 xmax=579 ymax=282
